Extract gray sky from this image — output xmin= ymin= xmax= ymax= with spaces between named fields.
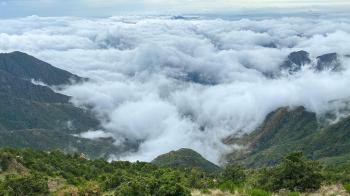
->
xmin=0 ymin=0 xmax=350 ymax=17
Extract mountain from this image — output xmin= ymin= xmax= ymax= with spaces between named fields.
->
xmin=225 ymin=106 xmax=350 ymax=168
xmin=279 ymin=51 xmax=343 ymax=74
xmin=151 ymin=148 xmax=221 ymax=172
xmin=280 ymin=50 xmax=311 ymax=73
xmin=315 ymin=53 xmax=341 ymax=71
xmin=0 ymin=51 xmax=121 ymax=158
xmin=0 ymin=51 xmax=83 ymax=86
xmin=0 ymin=70 xmax=68 ymax=103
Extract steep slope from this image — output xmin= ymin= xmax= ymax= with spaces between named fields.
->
xmin=0 ymin=51 xmax=120 ymax=158
xmin=152 ymin=148 xmax=221 ymax=172
xmin=0 ymin=70 xmax=68 ymax=103
xmin=0 ymin=51 xmax=83 ymax=86
xmin=226 ymin=107 xmax=350 ymax=168
xmin=0 ymin=93 xmax=98 ymax=132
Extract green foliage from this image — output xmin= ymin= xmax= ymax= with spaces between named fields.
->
xmin=259 ymin=152 xmax=323 ymax=192
xmin=287 ymin=192 xmax=301 ymax=196
xmin=222 ymin=164 xmax=246 ymax=184
xmin=0 ymin=173 xmax=49 ymax=196
xmin=0 ymin=148 xmax=345 ymax=195
xmin=114 ymin=180 xmax=149 ymax=196
xmin=158 ymin=183 xmax=190 ymax=196
xmin=184 ymin=168 xmax=216 ymax=189
xmin=344 ymin=183 xmax=350 ymax=194
xmin=0 ymin=152 xmax=12 ymax=171
xmin=0 ymin=148 xmax=210 ymax=195
xmin=201 ymin=188 xmax=211 ymax=194
xmin=246 ymin=188 xmax=271 ymax=196
xmin=218 ymin=181 xmax=237 ymax=193
xmin=78 ymin=181 xmax=102 ymax=196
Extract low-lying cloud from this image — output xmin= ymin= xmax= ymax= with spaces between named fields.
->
xmin=1 ymin=15 xmax=350 ymax=164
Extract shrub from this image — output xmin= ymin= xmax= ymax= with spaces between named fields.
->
xmin=101 ymin=173 xmax=124 ymax=191
xmin=0 ymin=174 xmax=49 ymax=196
xmin=157 ymin=183 xmax=191 ymax=196
xmin=263 ymin=152 xmax=323 ymax=192
xmin=114 ymin=181 xmax=149 ymax=196
xmin=0 ymin=152 xmax=12 ymax=171
xmin=78 ymin=181 xmax=102 ymax=196
xmin=218 ymin=181 xmax=237 ymax=193
xmin=222 ymin=164 xmax=246 ymax=184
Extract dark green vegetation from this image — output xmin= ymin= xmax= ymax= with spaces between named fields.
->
xmin=0 ymin=148 xmax=206 ymax=195
xmin=226 ymin=106 xmax=350 ymax=169
xmin=151 ymin=148 xmax=221 ymax=172
xmin=0 ymin=51 xmax=122 ymax=158
xmin=1 ymin=148 xmax=349 ymax=195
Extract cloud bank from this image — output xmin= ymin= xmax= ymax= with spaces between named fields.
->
xmin=1 ymin=15 xmax=350 ymax=163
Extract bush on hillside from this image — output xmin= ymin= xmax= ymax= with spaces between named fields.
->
xmin=261 ymin=152 xmax=323 ymax=192
xmin=222 ymin=164 xmax=246 ymax=184
xmin=157 ymin=182 xmax=191 ymax=196
xmin=0 ymin=173 xmax=49 ymax=196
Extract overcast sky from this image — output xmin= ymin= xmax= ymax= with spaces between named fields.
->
xmin=0 ymin=0 xmax=350 ymax=17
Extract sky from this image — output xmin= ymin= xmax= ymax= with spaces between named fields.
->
xmin=1 ymin=0 xmax=350 ymax=17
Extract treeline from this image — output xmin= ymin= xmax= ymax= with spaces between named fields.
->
xmin=0 ymin=149 xmax=350 ymax=195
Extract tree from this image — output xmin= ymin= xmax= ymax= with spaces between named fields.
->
xmin=157 ymin=183 xmax=191 ymax=196
xmin=267 ymin=152 xmax=323 ymax=192
xmin=222 ymin=164 xmax=246 ymax=184
xmin=114 ymin=181 xmax=150 ymax=196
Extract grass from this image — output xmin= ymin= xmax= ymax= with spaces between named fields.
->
xmin=344 ymin=183 xmax=350 ymax=194
xmin=218 ymin=181 xmax=237 ymax=193
xmin=246 ymin=188 xmax=271 ymax=196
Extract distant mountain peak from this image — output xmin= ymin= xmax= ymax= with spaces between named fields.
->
xmin=280 ymin=50 xmax=311 ymax=74
xmin=315 ymin=53 xmax=341 ymax=71
xmin=279 ymin=51 xmax=343 ymax=75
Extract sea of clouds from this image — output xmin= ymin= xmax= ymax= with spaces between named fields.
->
xmin=1 ymin=14 xmax=350 ymax=163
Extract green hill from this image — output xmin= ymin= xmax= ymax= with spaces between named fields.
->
xmin=226 ymin=106 xmax=350 ymax=168
xmin=151 ymin=148 xmax=221 ymax=172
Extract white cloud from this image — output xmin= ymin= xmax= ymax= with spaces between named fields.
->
xmin=1 ymin=15 xmax=350 ymax=164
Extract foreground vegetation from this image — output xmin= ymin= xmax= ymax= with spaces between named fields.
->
xmin=0 ymin=148 xmax=350 ymax=195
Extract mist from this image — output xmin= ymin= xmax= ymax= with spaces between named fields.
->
xmin=1 ymin=15 xmax=350 ymax=163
